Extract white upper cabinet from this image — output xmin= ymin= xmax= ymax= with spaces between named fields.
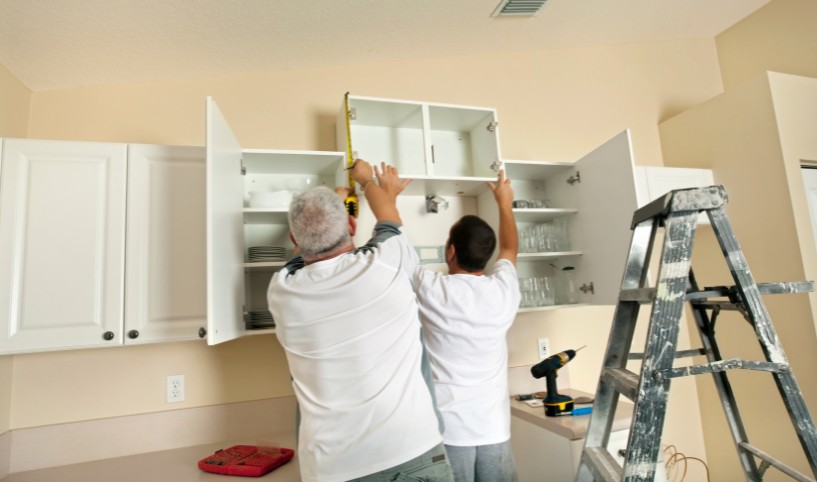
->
xmin=206 ymin=97 xmax=248 ymax=346
xmin=207 ymin=97 xmax=346 ymax=345
xmin=0 ymin=139 xmax=128 ymax=353
xmin=125 ymin=144 xmax=207 ymax=344
xmin=337 ymin=95 xmax=501 ymax=197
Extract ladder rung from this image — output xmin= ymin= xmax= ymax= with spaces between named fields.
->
xmin=686 ymin=281 xmax=814 ymax=301
xmin=601 ymin=368 xmax=639 ymax=402
xmin=583 ymin=447 xmax=622 ymax=482
xmin=690 ymin=300 xmax=743 ymax=311
xmin=655 ymin=358 xmax=789 ymax=380
xmin=628 ymin=348 xmax=706 ymax=360
xmin=739 ymin=443 xmax=815 ymax=482
xmin=620 ymin=288 xmax=655 ymax=303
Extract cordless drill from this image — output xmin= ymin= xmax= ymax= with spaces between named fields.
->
xmin=530 ymin=346 xmax=585 ymax=417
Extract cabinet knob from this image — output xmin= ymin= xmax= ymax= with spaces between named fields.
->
xmin=199 ymin=328 xmax=207 ymax=339
xmin=103 ymin=331 xmax=115 ymax=341
xmin=128 ymin=330 xmax=139 ymax=339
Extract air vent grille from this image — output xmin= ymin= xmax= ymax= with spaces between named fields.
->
xmin=491 ymin=0 xmax=550 ymax=17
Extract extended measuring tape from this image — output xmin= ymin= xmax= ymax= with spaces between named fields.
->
xmin=343 ymin=92 xmax=359 ymax=218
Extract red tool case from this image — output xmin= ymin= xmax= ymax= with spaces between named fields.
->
xmin=198 ymin=445 xmax=294 ymax=477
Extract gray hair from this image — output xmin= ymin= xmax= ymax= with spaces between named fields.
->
xmin=288 ymin=187 xmax=352 ymax=261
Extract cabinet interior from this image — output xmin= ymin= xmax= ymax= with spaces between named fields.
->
xmin=428 ymin=105 xmax=497 ymax=178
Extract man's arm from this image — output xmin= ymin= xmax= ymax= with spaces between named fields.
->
xmin=350 ymin=160 xmax=412 ymax=224
xmin=487 ymin=169 xmax=518 ymax=266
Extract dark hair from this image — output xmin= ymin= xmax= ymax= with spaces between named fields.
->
xmin=449 ymin=215 xmax=497 ymax=272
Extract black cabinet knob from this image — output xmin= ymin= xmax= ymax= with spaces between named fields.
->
xmin=128 ymin=330 xmax=139 ymax=339
xmin=199 ymin=327 xmax=207 ymax=339
xmin=103 ymin=331 xmax=114 ymax=341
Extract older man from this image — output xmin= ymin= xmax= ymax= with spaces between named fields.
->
xmin=267 ymin=160 xmax=454 ymax=482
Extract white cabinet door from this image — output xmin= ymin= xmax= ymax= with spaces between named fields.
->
xmin=125 ymin=144 xmax=207 ymax=344
xmin=205 ymin=97 xmax=246 ymax=345
xmin=0 ymin=139 xmax=127 ymax=353
xmin=548 ymin=130 xmax=640 ymax=306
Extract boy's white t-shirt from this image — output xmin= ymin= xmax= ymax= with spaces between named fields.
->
xmin=414 ymin=259 xmax=521 ymax=446
xmin=268 ymin=222 xmax=442 ymax=482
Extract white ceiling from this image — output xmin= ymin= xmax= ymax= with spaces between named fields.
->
xmin=0 ymin=0 xmax=770 ymax=92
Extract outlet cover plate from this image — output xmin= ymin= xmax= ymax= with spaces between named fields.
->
xmin=537 ymin=338 xmax=550 ymax=360
xmin=167 ymin=375 xmax=185 ymax=403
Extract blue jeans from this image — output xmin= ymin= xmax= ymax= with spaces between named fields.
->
xmin=348 ymin=443 xmax=455 ymax=482
xmin=445 ymin=441 xmax=519 ymax=482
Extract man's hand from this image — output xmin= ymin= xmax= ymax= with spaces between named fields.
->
xmin=334 ymin=187 xmax=354 ymax=201
xmin=350 ymin=159 xmax=374 ymax=186
xmin=375 ymin=162 xmax=412 ymax=199
xmin=487 ymin=169 xmax=514 ymax=208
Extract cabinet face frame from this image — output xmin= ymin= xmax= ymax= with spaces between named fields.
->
xmin=125 ymin=144 xmax=207 ymax=345
xmin=0 ymin=139 xmax=128 ymax=354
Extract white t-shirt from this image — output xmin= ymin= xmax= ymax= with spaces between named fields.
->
xmin=267 ymin=222 xmax=442 ymax=482
xmin=414 ymin=259 xmax=521 ymax=446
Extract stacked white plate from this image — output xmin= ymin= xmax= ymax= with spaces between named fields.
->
xmin=247 ymin=310 xmax=275 ymax=329
xmin=248 ymin=246 xmax=287 ymax=263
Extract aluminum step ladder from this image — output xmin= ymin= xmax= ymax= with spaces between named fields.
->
xmin=575 ymin=185 xmax=817 ymax=482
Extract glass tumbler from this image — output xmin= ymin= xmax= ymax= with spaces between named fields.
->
xmin=560 ymin=267 xmax=579 ymax=304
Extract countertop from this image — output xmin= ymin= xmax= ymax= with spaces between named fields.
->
xmin=510 ymin=388 xmax=634 ymax=440
xmin=5 ymin=433 xmax=300 ymax=482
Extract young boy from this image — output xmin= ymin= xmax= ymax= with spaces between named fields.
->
xmin=413 ymin=170 xmax=521 ymax=482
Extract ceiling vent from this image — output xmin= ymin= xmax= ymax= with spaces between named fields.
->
xmin=491 ymin=0 xmax=550 ymax=17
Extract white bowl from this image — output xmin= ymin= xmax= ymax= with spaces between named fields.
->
xmin=249 ymin=191 xmax=296 ymax=208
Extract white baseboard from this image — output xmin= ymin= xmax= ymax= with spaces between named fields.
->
xmin=9 ymin=396 xmax=296 ymax=474
xmin=0 ymin=431 xmax=10 ymax=480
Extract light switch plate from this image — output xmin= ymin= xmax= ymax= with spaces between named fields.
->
xmin=537 ymin=338 xmax=550 ymax=360
xmin=167 ymin=375 xmax=185 ymax=403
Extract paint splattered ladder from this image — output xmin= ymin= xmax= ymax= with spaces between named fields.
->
xmin=576 ymin=185 xmax=817 ymax=482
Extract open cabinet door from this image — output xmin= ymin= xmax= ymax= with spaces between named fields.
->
xmin=574 ymin=130 xmax=640 ymax=305
xmin=206 ymin=97 xmax=246 ymax=345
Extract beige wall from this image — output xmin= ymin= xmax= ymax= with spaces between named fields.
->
xmin=716 ymin=0 xmax=817 ymax=90
xmin=0 ymin=357 xmax=12 ymax=435
xmin=0 ymin=62 xmax=30 ymax=139
xmin=660 ymin=72 xmax=817 ymax=482
xmin=14 ymin=38 xmax=723 ymax=469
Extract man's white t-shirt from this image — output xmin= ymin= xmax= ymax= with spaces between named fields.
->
xmin=267 ymin=222 xmax=442 ymax=482
xmin=414 ymin=259 xmax=521 ymax=446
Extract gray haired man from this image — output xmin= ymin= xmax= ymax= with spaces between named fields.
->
xmin=267 ymin=160 xmax=455 ymax=482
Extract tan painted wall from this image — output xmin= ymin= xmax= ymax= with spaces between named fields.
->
xmin=14 ymin=39 xmax=722 ymax=472
xmin=659 ymin=72 xmax=817 ymax=482
xmin=716 ymin=0 xmax=817 ymax=90
xmin=0 ymin=62 xmax=30 ymax=139
xmin=0 ymin=61 xmax=29 ymax=437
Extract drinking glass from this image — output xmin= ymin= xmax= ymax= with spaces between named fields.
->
xmin=529 ymin=200 xmax=546 ymax=209
xmin=513 ymin=200 xmax=530 ymax=209
xmin=560 ymin=267 xmax=579 ymax=304
xmin=554 ymin=218 xmax=571 ymax=252
xmin=539 ymin=277 xmax=555 ymax=306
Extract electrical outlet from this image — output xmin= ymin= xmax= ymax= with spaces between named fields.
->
xmin=166 ymin=375 xmax=185 ymax=403
xmin=537 ymin=338 xmax=550 ymax=360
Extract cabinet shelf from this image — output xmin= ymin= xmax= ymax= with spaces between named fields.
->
xmin=243 ymin=261 xmax=287 ymax=272
xmin=517 ymin=251 xmax=582 ymax=261
xmin=513 ymin=208 xmax=577 ymax=222
xmin=517 ymin=303 xmax=589 ymax=313
xmin=398 ymin=176 xmax=495 ymax=197
xmin=243 ymin=208 xmax=289 ymax=224
xmin=246 ymin=328 xmax=276 ymax=336
xmin=503 ymin=160 xmax=573 ymax=182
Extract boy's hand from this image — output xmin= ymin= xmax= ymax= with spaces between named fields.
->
xmin=487 ymin=170 xmax=514 ymax=209
xmin=375 ymin=162 xmax=412 ymax=198
xmin=334 ymin=187 xmax=354 ymax=201
xmin=350 ymin=159 xmax=374 ymax=186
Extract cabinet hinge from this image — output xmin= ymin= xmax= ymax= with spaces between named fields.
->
xmin=490 ymin=158 xmax=502 ymax=172
xmin=349 ymin=108 xmax=357 ymax=121
xmin=487 ymin=121 xmax=498 ymax=132
xmin=580 ymin=282 xmax=595 ymax=295
xmin=567 ymin=171 xmax=580 ymax=185
xmin=241 ymin=160 xmax=246 ymax=176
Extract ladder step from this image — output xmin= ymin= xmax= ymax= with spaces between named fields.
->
xmin=601 ymin=368 xmax=639 ymax=402
xmin=739 ymin=443 xmax=815 ymax=482
xmin=623 ymin=281 xmax=815 ymax=304
xmin=583 ymin=447 xmax=622 ymax=482
xmin=629 ymin=348 xmax=706 ymax=360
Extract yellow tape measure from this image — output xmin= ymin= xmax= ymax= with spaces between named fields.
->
xmin=344 ymin=92 xmax=359 ymax=218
